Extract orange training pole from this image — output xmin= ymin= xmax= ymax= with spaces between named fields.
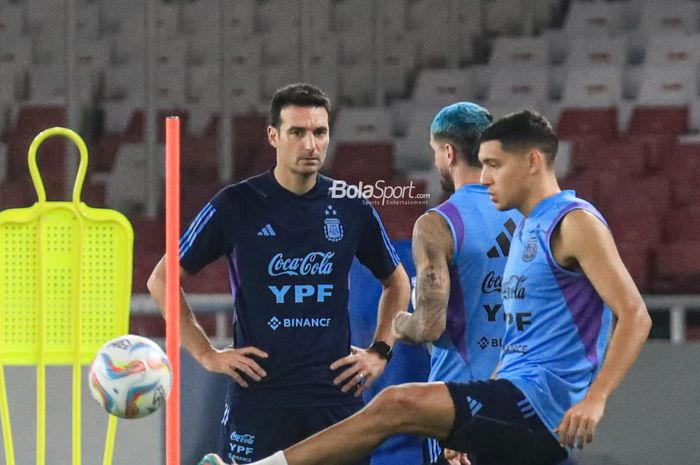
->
xmin=165 ymin=116 xmax=181 ymax=465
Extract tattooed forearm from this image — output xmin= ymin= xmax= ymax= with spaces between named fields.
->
xmin=394 ymin=213 xmax=452 ymax=343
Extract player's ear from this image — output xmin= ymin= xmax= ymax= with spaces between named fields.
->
xmin=446 ymin=143 xmax=457 ymax=166
xmin=528 ymin=149 xmax=545 ymax=173
xmin=267 ymin=125 xmax=278 ymax=148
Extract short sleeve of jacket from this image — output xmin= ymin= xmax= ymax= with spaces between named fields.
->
xmin=179 ymin=189 xmax=238 ymax=275
xmin=354 ymin=200 xmax=401 ymax=280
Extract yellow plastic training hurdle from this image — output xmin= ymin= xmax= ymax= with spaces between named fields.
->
xmin=0 ymin=128 xmax=134 ymax=465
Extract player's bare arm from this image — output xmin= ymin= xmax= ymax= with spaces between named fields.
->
xmin=331 ymin=264 xmax=410 ymax=397
xmin=551 ymin=210 xmax=651 ymax=449
xmin=393 ymin=212 xmax=453 ymax=343
xmin=147 ymin=256 xmax=268 ymax=388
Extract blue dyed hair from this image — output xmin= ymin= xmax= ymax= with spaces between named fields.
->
xmin=430 ymin=102 xmax=493 ymax=167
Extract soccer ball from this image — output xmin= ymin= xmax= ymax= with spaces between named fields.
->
xmin=88 ymin=335 xmax=172 ymax=419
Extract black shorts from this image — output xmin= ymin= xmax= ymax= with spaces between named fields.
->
xmin=442 ymin=379 xmax=568 ymax=465
xmin=219 ymin=401 xmax=369 ymax=464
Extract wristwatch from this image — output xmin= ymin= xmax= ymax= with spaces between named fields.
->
xmin=368 ymin=341 xmax=393 ymax=362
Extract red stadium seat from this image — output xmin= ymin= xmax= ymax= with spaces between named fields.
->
xmin=606 ymin=212 xmax=663 ymax=247
xmin=598 ymin=175 xmax=671 ymax=216
xmin=653 ymin=241 xmax=700 ymax=293
xmin=181 ymin=135 xmax=219 ymax=182
xmin=232 ymin=114 xmax=276 ymax=181
xmin=666 ymin=144 xmax=700 ymax=206
xmin=616 ymin=242 xmax=652 ymax=292
xmin=663 ymin=208 xmax=700 ymax=243
xmin=330 ymin=143 xmax=395 ymax=185
xmin=627 ymin=106 xmax=688 ymax=136
xmin=559 ymin=174 xmax=600 ymax=205
xmin=568 ymin=139 xmax=649 ymax=176
xmin=557 ymin=108 xmax=618 ymax=141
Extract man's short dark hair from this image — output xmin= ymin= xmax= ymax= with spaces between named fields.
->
xmin=269 ymin=83 xmax=331 ymax=128
xmin=480 ymin=110 xmax=558 ymax=163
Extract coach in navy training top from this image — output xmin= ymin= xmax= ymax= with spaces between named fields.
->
xmin=179 ymin=171 xmax=401 ymax=405
xmin=148 ymin=83 xmax=410 ymax=464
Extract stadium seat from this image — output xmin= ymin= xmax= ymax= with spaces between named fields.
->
xmin=412 ymin=69 xmax=473 ymax=107
xmin=607 ymin=211 xmax=663 ymax=247
xmin=627 ymin=106 xmax=689 ymax=135
xmin=486 ymin=67 xmax=548 ymax=107
xmin=28 ymin=64 xmax=66 ymax=104
xmin=667 ymin=144 xmax=700 ymax=206
xmin=616 ymin=242 xmax=652 ymax=292
xmin=0 ymin=2 xmax=24 ymax=39
xmin=186 ymin=64 xmax=220 ymax=108
xmin=638 ymin=0 xmax=698 ymax=36
xmin=407 ymin=0 xmax=454 ymax=67
xmin=301 ymin=0 xmax=332 ymax=36
xmin=153 ymin=1 xmax=180 ymax=40
xmin=74 ymin=1 xmax=100 ymax=38
xmin=75 ymin=39 xmax=110 ymax=104
xmin=224 ymin=0 xmax=256 ymax=39
xmin=663 ymin=208 xmax=700 ymax=243
xmin=104 ymin=63 xmax=145 ymax=106
xmin=335 ymin=0 xmax=373 ymax=61
xmin=635 ymin=65 xmax=696 ymax=106
xmin=0 ymin=37 xmax=32 ymax=75
xmin=490 ymin=36 xmax=549 ymax=68
xmin=105 ymin=143 xmax=164 ymax=214
xmin=180 ymin=135 xmax=219 ymax=182
xmin=598 ymin=175 xmax=671 ymax=216
xmin=394 ymin=103 xmax=447 ymax=171
xmin=563 ymin=1 xmax=624 ymax=37
xmin=109 ymin=12 xmax=145 ymax=65
xmin=645 ymin=33 xmax=700 ymax=66
xmin=101 ymin=0 xmax=141 ymax=33
xmin=557 ymin=108 xmax=618 ymax=141
xmin=0 ymin=180 xmax=40 ymax=209
xmin=5 ymin=106 xmax=66 ymax=179
xmin=381 ymin=33 xmax=415 ymax=99
xmin=452 ymin=0 xmax=482 ymax=63
xmin=559 ymin=173 xmax=601 ymax=205
xmin=225 ymin=39 xmax=263 ymax=113
xmin=578 ymin=139 xmax=649 ymax=176
xmin=0 ymin=65 xmax=20 ymax=109
xmin=231 ymin=114 xmax=276 ymax=181
xmin=302 ymin=33 xmax=340 ymax=103
xmin=560 ymin=65 xmax=623 ymax=108
xmin=566 ymin=36 xmax=627 ymax=68
xmin=339 ymin=61 xmax=374 ymax=105
xmin=330 ymin=143 xmax=395 ymax=185
xmin=331 ymin=107 xmax=394 ymax=147
xmin=484 ymin=0 xmax=533 ymax=35
xmin=653 ymin=241 xmax=700 ymax=293
xmin=25 ymin=0 xmax=65 ymax=35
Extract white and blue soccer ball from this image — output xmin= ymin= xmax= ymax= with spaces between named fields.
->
xmin=88 ymin=334 xmax=172 ymax=419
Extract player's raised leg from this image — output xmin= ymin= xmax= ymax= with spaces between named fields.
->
xmin=198 ymin=383 xmax=456 ymax=465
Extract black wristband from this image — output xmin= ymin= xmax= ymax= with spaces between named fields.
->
xmin=368 ymin=341 xmax=393 ymax=362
